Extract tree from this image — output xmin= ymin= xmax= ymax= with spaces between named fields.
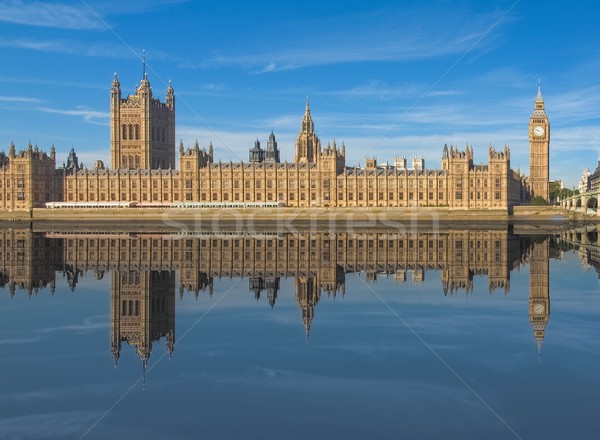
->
xmin=549 ymin=181 xmax=561 ymax=202
xmin=531 ymin=196 xmax=547 ymax=206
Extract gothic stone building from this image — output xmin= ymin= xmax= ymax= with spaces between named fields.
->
xmin=0 ymin=143 xmax=61 ymax=210
xmin=0 ymin=74 xmax=549 ymax=210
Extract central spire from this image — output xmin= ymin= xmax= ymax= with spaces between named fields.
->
xmin=302 ymin=96 xmax=313 ymax=134
xmin=536 ymin=78 xmax=543 ymax=102
xmin=295 ymin=98 xmax=320 ymax=163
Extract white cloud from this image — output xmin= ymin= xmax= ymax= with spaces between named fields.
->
xmin=0 ymin=0 xmax=104 ymax=30
xmin=324 ymin=81 xmax=424 ymax=100
xmin=0 ymin=74 xmax=105 ymax=90
xmin=185 ymin=8 xmax=508 ymax=73
xmin=0 ymin=37 xmax=132 ymax=58
xmin=37 ymin=315 xmax=108 ymax=334
xmin=37 ymin=106 xmax=109 ymax=125
xmin=205 ymin=33 xmax=478 ymax=73
xmin=0 ymin=95 xmax=41 ymax=103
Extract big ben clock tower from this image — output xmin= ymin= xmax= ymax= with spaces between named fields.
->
xmin=529 ymin=81 xmax=550 ymax=201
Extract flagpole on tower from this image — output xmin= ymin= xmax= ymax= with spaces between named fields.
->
xmin=142 ymin=49 xmax=146 ymax=79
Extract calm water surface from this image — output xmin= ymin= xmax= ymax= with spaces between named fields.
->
xmin=0 ymin=225 xmax=599 ymax=440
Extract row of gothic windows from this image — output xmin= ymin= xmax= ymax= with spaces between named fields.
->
xmin=122 ymin=124 xmax=140 ymax=140
xmin=121 ymin=125 xmax=167 ymax=142
xmin=122 ymin=155 xmax=140 ymax=169
xmin=152 ymin=126 xmax=166 ymax=143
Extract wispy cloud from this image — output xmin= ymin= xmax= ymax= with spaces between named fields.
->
xmin=183 ymin=9 xmax=508 ymax=73
xmin=0 ymin=74 xmax=105 ymax=90
xmin=37 ymin=315 xmax=107 ymax=334
xmin=0 ymin=36 xmax=175 ymax=64
xmin=0 ymin=37 xmax=130 ymax=58
xmin=324 ymin=81 xmax=424 ymax=100
xmin=199 ymin=34 xmax=479 ymax=73
xmin=545 ymin=85 xmax=600 ymax=123
xmin=178 ymin=82 xmax=227 ymax=97
xmin=0 ymin=0 xmax=104 ymax=30
xmin=478 ymin=66 xmax=534 ymax=89
xmin=0 ymin=95 xmax=41 ymax=103
xmin=38 ymin=106 xmax=109 ymax=125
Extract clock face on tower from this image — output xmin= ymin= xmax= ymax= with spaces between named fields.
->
xmin=533 ymin=126 xmax=545 ymax=137
xmin=533 ymin=303 xmax=545 ymax=315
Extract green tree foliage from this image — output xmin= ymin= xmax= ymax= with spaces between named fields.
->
xmin=549 ymin=181 xmax=561 ymax=201
xmin=531 ymin=196 xmax=547 ymax=205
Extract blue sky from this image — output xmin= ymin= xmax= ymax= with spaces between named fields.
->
xmin=0 ymin=0 xmax=598 ymax=187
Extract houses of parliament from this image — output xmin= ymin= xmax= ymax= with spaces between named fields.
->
xmin=0 ymin=225 xmax=563 ymax=365
xmin=0 ymin=71 xmax=550 ymax=211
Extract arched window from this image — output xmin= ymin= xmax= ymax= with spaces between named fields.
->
xmin=122 ymin=155 xmax=127 ymax=168
xmin=135 ymin=125 xmax=140 ymax=140
xmin=129 ymin=155 xmax=134 ymax=169
xmin=122 ymin=125 xmax=127 ymax=140
xmin=135 ymin=156 xmax=140 ymax=168
xmin=129 ymin=125 xmax=133 ymax=140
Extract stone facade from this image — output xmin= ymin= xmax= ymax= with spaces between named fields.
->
xmin=589 ymin=161 xmax=600 ymax=193
xmin=110 ymin=73 xmax=175 ymax=170
xmin=578 ymin=168 xmax=592 ymax=193
xmin=0 ymin=143 xmax=61 ymax=210
xmin=0 ymin=74 xmax=548 ymax=211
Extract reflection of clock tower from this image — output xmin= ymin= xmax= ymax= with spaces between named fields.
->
xmin=529 ymin=82 xmax=550 ymax=201
xmin=529 ymin=239 xmax=550 ymax=353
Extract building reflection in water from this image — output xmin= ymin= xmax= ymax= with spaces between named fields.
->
xmin=3 ymin=225 xmax=597 ymax=366
xmin=110 ymin=270 xmax=175 ymax=368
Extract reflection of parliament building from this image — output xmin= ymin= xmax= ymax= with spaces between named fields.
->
xmin=0 ymin=227 xmax=565 ymax=363
xmin=110 ymin=270 xmax=175 ymax=367
xmin=0 ymin=70 xmax=551 ymax=211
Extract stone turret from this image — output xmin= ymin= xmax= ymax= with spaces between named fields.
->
xmin=265 ymin=131 xmax=280 ymax=163
xmin=249 ymin=138 xmax=265 ymax=163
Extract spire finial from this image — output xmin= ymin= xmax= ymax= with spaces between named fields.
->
xmin=142 ymin=358 xmax=147 ymax=391
xmin=536 ymin=79 xmax=543 ymax=101
xmin=142 ymin=49 xmax=147 ymax=80
xmin=306 ymin=96 xmax=310 ymax=112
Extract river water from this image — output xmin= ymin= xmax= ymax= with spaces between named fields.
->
xmin=0 ymin=224 xmax=598 ymax=439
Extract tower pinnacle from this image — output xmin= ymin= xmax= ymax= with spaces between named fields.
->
xmin=536 ymin=79 xmax=543 ymax=102
xmin=295 ymin=99 xmax=320 ymax=163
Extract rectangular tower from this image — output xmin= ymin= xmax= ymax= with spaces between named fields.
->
xmin=110 ymin=73 xmax=175 ymax=170
xmin=1 ymin=143 xmax=59 ymax=210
